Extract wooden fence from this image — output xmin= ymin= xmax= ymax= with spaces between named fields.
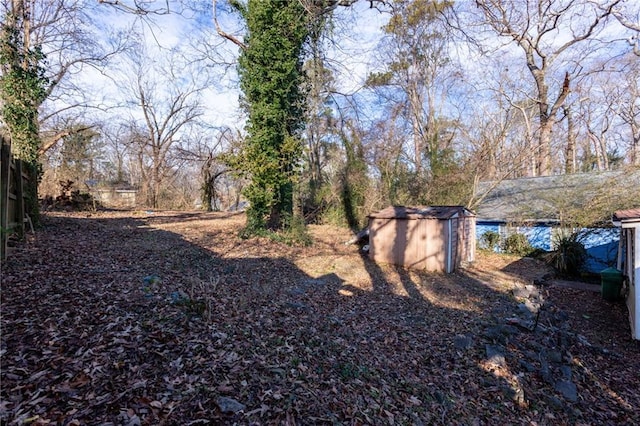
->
xmin=1 ymin=138 xmax=31 ymax=261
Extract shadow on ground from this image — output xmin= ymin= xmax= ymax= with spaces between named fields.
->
xmin=1 ymin=212 xmax=638 ymax=425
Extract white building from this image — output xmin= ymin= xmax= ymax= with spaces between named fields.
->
xmin=613 ymin=209 xmax=640 ymax=340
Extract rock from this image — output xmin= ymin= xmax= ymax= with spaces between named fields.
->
xmin=484 ymin=326 xmax=505 ymax=343
xmin=216 ymin=396 xmax=246 ymax=414
xmin=501 ymin=324 xmax=520 ymax=335
xmin=484 ymin=324 xmax=519 ymax=344
xmin=506 ymin=317 xmax=534 ymax=331
xmin=453 ymin=334 xmax=474 ymax=351
xmin=517 ymin=303 xmax=535 ymax=318
xmin=539 ymin=359 xmax=554 ymax=385
xmin=525 ymin=350 xmax=539 ymax=361
xmin=519 ymin=359 xmax=536 ymax=372
xmin=547 ymin=395 xmax=564 ymax=409
xmin=558 ymin=334 xmax=569 ymax=349
xmin=554 ymin=380 xmax=578 ymax=402
xmin=285 ymin=301 xmax=309 ymax=310
xmin=126 ymin=416 xmax=141 ymax=426
xmin=560 ymin=365 xmax=572 ymax=380
xmin=513 ymin=284 xmax=539 ymax=300
xmin=485 ymin=344 xmax=506 ymax=367
xmin=555 ymin=310 xmax=570 ymax=323
xmin=547 ymin=350 xmax=563 ymax=364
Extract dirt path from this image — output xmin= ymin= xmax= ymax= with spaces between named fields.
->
xmin=1 ymin=211 xmax=638 ymax=425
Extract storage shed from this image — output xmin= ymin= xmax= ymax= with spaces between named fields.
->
xmin=368 ymin=206 xmax=476 ymax=273
xmin=613 ymin=208 xmax=640 ymax=340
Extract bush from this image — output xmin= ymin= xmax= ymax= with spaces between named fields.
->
xmin=549 ymin=232 xmax=587 ymax=277
xmin=479 ymin=230 xmax=501 ymax=251
xmin=501 ymin=233 xmax=533 ymax=256
xmin=279 ymin=214 xmax=313 ymax=246
xmin=258 ymin=213 xmax=313 ymax=247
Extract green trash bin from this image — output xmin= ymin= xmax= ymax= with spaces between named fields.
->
xmin=601 ymin=267 xmax=624 ymax=301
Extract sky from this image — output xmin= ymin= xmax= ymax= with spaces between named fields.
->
xmin=78 ymin=0 xmax=392 ymax=131
xmin=39 ymin=0 xmax=639 ymax=160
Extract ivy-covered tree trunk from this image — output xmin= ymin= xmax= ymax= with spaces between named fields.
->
xmin=340 ymin=125 xmax=368 ymax=231
xmin=0 ymin=5 xmax=48 ymax=225
xmin=236 ymin=0 xmax=309 ymax=234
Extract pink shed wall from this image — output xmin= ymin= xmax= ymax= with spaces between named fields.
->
xmin=367 ymin=207 xmax=475 ymax=273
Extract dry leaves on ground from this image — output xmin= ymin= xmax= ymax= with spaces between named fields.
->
xmin=1 ymin=210 xmax=638 ymax=425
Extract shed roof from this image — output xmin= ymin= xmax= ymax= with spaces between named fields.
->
xmin=368 ymin=205 xmax=474 ymax=220
xmin=474 ymin=168 xmax=640 ymax=223
xmin=613 ymin=208 xmax=640 ymax=222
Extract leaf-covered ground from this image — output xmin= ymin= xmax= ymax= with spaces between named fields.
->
xmin=1 ymin=211 xmax=638 ymax=425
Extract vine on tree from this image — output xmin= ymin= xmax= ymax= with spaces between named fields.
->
xmin=0 ymin=12 xmax=49 ymax=223
xmin=233 ymin=0 xmax=309 ymax=235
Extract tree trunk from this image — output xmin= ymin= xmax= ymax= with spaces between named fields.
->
xmin=537 ymin=118 xmax=553 ymax=176
xmin=631 ymin=121 xmax=640 ymax=166
xmin=564 ymin=105 xmax=576 ymax=174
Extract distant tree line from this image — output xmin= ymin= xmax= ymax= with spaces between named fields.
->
xmin=1 ymin=0 xmax=638 ymax=233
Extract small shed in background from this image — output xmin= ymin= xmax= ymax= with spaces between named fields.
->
xmin=613 ymin=208 xmax=640 ymax=340
xmin=91 ymin=188 xmax=138 ymax=209
xmin=368 ymin=206 xmax=475 ymax=273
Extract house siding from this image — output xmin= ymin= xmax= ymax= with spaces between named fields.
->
xmin=476 ymin=221 xmax=619 ymax=273
xmin=614 ymin=208 xmax=640 ymax=340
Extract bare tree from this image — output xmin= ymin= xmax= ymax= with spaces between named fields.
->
xmin=97 ymin=0 xmax=171 ymax=15
xmin=463 ymin=80 xmax=537 ymax=179
xmin=475 ymin=0 xmax=621 ymax=176
xmin=118 ymin=43 xmax=207 ymax=208
xmin=366 ymin=0 xmax=454 ymax=175
xmin=98 ymin=122 xmax=139 ymax=184
xmin=608 ymin=0 xmax=640 ymax=55
xmin=0 ymin=0 xmax=132 ymax=153
xmin=175 ymin=128 xmax=236 ymax=211
xmin=615 ymin=57 xmax=640 ymax=165
xmin=581 ymin=94 xmax=615 ymax=171
xmin=564 ymin=52 xmax=639 ymax=170
xmin=461 ymin=74 xmax=543 ymax=209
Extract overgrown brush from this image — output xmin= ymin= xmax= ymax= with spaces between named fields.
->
xmin=548 ymin=232 xmax=587 ymax=277
xmin=173 ymin=275 xmax=220 ymax=323
xmin=501 ymin=233 xmax=533 ymax=256
xmin=479 ymin=230 xmax=501 ymax=251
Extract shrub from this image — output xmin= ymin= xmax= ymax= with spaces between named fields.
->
xmin=280 ymin=213 xmax=313 ymax=246
xmin=479 ymin=230 xmax=501 ymax=251
xmin=549 ymin=232 xmax=587 ymax=277
xmin=501 ymin=233 xmax=533 ymax=256
xmin=262 ymin=213 xmax=313 ymax=246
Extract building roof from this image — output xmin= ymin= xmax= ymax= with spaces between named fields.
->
xmin=368 ymin=205 xmax=474 ymax=220
xmin=613 ymin=208 xmax=640 ymax=222
xmin=474 ymin=168 xmax=640 ymax=224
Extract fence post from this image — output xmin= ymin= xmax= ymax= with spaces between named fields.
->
xmin=15 ymin=159 xmax=25 ymax=238
xmin=1 ymin=142 xmax=10 ymax=261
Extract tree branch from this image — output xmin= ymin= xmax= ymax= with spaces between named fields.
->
xmin=97 ymin=0 xmax=171 ymax=15
xmin=213 ymin=0 xmax=247 ymax=50
xmin=39 ymin=126 xmax=95 ymax=155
